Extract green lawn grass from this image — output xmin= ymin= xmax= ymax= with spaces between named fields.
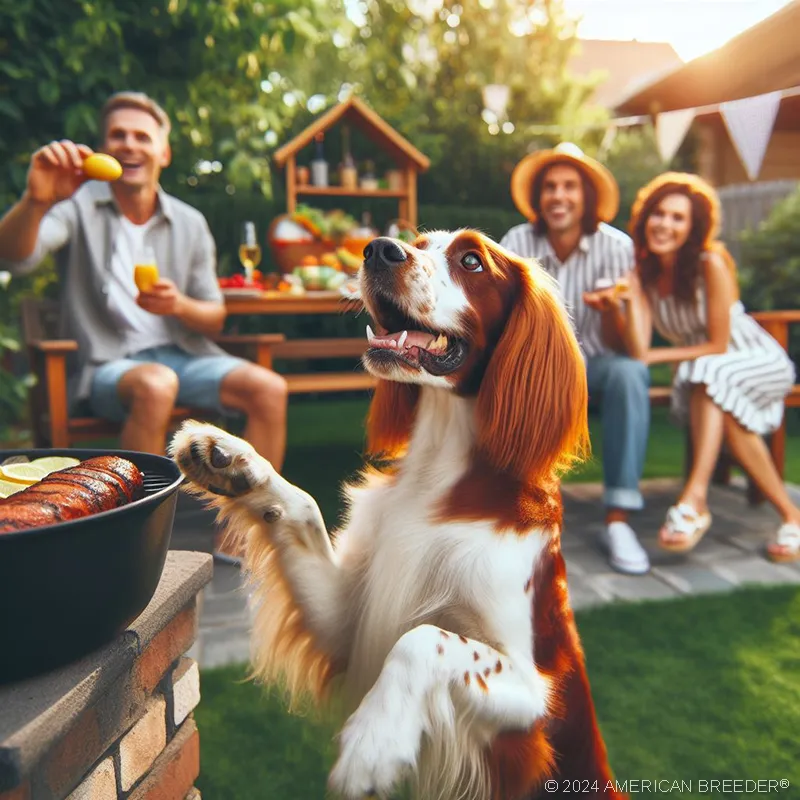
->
xmin=195 ymin=395 xmax=800 ymax=797
xmin=195 ymin=585 xmax=800 ymax=800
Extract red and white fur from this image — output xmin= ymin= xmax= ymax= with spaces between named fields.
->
xmin=171 ymin=230 xmax=621 ymax=800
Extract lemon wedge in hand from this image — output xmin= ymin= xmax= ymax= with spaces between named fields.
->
xmin=83 ymin=153 xmax=123 ymax=181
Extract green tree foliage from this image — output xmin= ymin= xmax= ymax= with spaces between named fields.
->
xmin=603 ymin=124 xmax=665 ymax=230
xmin=285 ymin=0 xmax=602 ymax=208
xmin=738 ymin=186 xmax=800 ymax=312
xmin=0 ymin=0 xmax=336 ymax=208
xmin=0 ymin=0 xmax=662 ymax=218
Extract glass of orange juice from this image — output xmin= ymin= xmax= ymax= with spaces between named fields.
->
xmin=134 ymin=246 xmax=159 ymax=293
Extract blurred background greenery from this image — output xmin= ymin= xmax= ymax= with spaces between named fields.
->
xmin=0 ymin=0 xmax=797 ymax=444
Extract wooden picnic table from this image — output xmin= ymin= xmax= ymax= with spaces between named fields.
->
xmin=222 ymin=289 xmax=375 ymax=395
xmin=223 ymin=290 xmax=360 ymax=316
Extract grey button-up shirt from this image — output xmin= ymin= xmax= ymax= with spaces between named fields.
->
xmin=2 ymin=181 xmax=225 ymax=408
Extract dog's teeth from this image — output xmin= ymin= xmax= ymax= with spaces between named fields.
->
xmin=366 ymin=324 xmax=376 ymax=343
xmin=428 ymin=333 xmax=448 ymax=353
xmin=398 ymin=330 xmax=408 ymax=349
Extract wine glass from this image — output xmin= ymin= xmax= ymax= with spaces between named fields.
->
xmin=239 ymin=221 xmax=262 ymax=283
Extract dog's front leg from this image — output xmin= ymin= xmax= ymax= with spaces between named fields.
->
xmin=328 ymin=623 xmax=550 ymax=799
xmin=170 ymin=421 xmax=348 ymax=662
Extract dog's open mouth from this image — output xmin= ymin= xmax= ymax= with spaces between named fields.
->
xmin=364 ymin=295 xmax=467 ymax=376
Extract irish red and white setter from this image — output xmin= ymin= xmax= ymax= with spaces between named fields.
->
xmin=171 ymin=230 xmax=621 ymax=799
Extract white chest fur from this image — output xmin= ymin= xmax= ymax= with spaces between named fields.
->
xmin=338 ymin=389 xmax=549 ymax=704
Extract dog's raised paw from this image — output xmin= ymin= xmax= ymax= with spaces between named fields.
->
xmin=169 ymin=420 xmax=273 ymax=499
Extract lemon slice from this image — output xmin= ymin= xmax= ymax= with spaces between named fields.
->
xmin=0 ymin=479 xmax=26 ymax=498
xmin=0 ymin=463 xmax=49 ymax=484
xmin=30 ymin=456 xmax=81 ymax=474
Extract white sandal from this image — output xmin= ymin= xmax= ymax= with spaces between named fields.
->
xmin=767 ymin=523 xmax=800 ymax=563
xmin=659 ymin=503 xmax=712 ymax=553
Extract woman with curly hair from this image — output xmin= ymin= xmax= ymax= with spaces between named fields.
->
xmin=596 ymin=172 xmax=798 ymax=561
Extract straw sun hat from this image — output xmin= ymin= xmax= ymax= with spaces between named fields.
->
xmin=510 ymin=142 xmax=620 ymax=223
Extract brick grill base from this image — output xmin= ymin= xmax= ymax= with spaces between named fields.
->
xmin=0 ymin=552 xmax=212 ymax=800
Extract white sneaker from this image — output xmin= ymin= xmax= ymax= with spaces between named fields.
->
xmin=599 ymin=521 xmax=650 ymax=575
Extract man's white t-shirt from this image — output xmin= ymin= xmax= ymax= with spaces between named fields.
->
xmin=106 ymin=216 xmax=173 ymax=356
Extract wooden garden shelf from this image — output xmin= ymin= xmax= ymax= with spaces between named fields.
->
xmin=295 ymin=186 xmax=408 ymax=198
xmin=272 ymin=95 xmax=430 ymax=229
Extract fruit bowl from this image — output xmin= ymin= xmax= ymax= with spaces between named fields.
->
xmin=292 ymin=265 xmax=347 ymax=291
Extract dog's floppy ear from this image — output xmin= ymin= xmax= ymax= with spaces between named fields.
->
xmin=475 ymin=257 xmax=589 ymax=485
xmin=366 ymin=380 xmax=420 ymax=458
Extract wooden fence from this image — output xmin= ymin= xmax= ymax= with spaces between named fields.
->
xmin=718 ymin=179 xmax=799 ymax=262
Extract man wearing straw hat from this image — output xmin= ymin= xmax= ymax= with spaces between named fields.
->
xmin=500 ymin=142 xmax=651 ymax=575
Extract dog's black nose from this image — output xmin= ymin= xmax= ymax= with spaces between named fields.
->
xmin=363 ymin=237 xmax=407 ymax=271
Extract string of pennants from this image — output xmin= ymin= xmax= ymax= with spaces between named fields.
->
xmin=523 ymin=86 xmax=799 ymax=181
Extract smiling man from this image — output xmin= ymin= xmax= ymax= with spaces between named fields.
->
xmin=500 ymin=142 xmax=651 ymax=575
xmin=0 ymin=91 xmax=288 ymax=563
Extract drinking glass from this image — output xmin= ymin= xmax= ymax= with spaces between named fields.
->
xmin=134 ymin=246 xmax=159 ymax=293
xmin=239 ymin=221 xmax=262 ymax=282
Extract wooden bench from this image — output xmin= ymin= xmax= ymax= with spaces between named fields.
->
xmin=20 ymin=299 xmax=288 ymax=448
xmin=18 ymin=301 xmax=798 ymax=484
xmin=21 ymin=299 xmax=376 ymax=447
xmin=645 ymin=310 xmax=800 ymax=504
xmin=750 ymin=311 xmax=800 ymax=485
xmin=272 ymin=338 xmax=377 ymax=395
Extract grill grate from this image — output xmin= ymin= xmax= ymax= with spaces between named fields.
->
xmin=142 ymin=471 xmax=177 ymax=496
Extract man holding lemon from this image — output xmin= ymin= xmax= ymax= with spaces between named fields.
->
xmin=0 ymin=92 xmax=288 ymax=556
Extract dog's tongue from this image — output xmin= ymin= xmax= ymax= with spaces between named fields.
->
xmin=366 ymin=326 xmax=438 ymax=351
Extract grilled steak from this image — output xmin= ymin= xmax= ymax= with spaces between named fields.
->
xmin=0 ymin=456 xmax=145 ymax=533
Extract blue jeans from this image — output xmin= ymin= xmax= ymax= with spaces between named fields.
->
xmin=586 ymin=355 xmax=650 ymax=511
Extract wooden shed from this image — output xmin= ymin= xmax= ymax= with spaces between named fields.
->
xmin=272 ymin=95 xmax=430 ymax=228
xmin=614 ymin=0 xmax=800 ymax=186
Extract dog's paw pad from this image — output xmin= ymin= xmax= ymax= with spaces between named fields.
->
xmin=210 ymin=445 xmax=232 ymax=469
xmin=170 ymin=422 xmax=263 ymax=498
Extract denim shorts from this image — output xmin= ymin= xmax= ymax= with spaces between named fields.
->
xmin=89 ymin=345 xmax=247 ymax=423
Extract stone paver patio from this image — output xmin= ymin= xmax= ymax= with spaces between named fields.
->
xmin=170 ymin=478 xmax=800 ymax=669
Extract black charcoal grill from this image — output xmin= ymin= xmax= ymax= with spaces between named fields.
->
xmin=0 ymin=448 xmax=183 ymax=684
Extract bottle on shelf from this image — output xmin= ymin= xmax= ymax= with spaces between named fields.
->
xmin=339 ymin=125 xmax=358 ymax=189
xmin=359 ymin=160 xmax=378 ymax=191
xmin=310 ymin=133 xmax=329 ymax=187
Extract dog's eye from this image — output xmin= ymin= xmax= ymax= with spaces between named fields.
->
xmin=461 ymin=253 xmax=483 ymax=272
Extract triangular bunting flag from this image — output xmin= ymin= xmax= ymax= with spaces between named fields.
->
xmin=720 ymin=91 xmax=782 ymax=181
xmin=656 ymin=108 xmax=696 ymax=164
xmin=597 ymin=124 xmax=618 ymax=159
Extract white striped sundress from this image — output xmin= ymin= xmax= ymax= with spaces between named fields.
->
xmin=648 ymin=280 xmax=796 ymax=435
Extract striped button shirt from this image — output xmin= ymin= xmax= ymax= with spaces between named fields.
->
xmin=499 ymin=222 xmax=635 ymax=358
